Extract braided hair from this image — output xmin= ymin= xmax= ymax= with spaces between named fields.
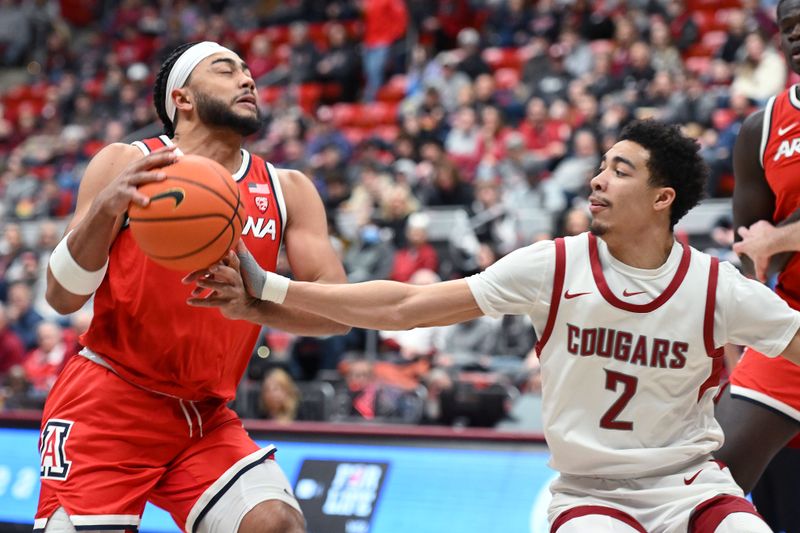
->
xmin=153 ymin=42 xmax=199 ymax=138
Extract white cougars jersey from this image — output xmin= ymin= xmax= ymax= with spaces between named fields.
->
xmin=467 ymin=232 xmax=800 ymax=479
xmin=536 ymin=233 xmax=722 ymax=478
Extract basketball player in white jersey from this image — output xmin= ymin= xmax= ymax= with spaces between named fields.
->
xmin=189 ymin=120 xmax=800 ymax=532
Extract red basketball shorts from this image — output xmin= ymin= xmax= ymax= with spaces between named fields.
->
xmin=730 ymin=347 xmax=800 ymax=446
xmin=34 ymin=356 xmax=269 ymax=532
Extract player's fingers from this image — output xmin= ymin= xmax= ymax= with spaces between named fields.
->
xmin=182 ymin=270 xmax=213 ymax=283
xmin=129 ymin=189 xmax=151 ymax=207
xmin=732 ymin=242 xmax=744 ymax=254
xmin=186 ymin=296 xmax=227 ymax=307
xmin=227 ymin=249 xmax=241 ymax=271
xmin=208 ymin=264 xmax=239 ymax=283
xmin=132 ymin=146 xmax=179 ymax=170
xmin=195 ymin=277 xmax=234 ymax=290
xmin=128 ymin=170 xmax=168 ymax=185
xmin=737 ymin=226 xmax=750 ymax=238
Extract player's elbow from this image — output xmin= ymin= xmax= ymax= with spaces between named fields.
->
xmin=45 ymin=282 xmax=87 ymax=315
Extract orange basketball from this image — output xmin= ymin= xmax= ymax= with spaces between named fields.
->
xmin=128 ymin=154 xmax=245 ymax=272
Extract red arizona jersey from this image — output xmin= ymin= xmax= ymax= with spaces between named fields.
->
xmin=760 ymin=86 xmax=800 ymax=310
xmin=80 ymin=136 xmax=286 ymax=401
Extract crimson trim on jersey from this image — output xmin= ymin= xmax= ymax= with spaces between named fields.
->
xmin=688 ymin=494 xmax=762 ymax=533
xmin=588 ymin=233 xmax=691 ymax=313
xmin=703 ymin=258 xmax=720 ymax=355
xmin=535 ymin=238 xmax=565 ymax=356
xmin=550 ymin=505 xmax=646 ymax=533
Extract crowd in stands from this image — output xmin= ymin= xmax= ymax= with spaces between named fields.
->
xmin=0 ymin=0 xmax=779 ymax=428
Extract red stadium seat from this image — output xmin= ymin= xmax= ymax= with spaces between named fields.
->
xmin=331 ymin=103 xmax=359 ymax=127
xmin=482 ymin=47 xmax=523 ymax=72
xmin=684 ymin=56 xmax=711 ymax=75
xmin=373 ymin=124 xmax=400 ymax=142
xmin=259 ymin=85 xmax=285 ymax=105
xmin=494 ymin=68 xmax=520 ymax=90
xmin=342 ymin=127 xmax=369 ymax=145
xmin=701 ymin=31 xmax=727 ymax=55
xmin=376 ymin=75 xmax=407 ymax=102
xmin=296 ymin=83 xmax=323 ymax=114
xmin=712 ymin=108 xmax=737 ymax=131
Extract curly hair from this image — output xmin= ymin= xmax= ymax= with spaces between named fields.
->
xmin=618 ymin=119 xmax=708 ymax=229
xmin=153 ymin=42 xmax=199 ymax=138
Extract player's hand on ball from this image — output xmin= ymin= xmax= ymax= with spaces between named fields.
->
xmin=184 ymin=250 xmax=257 ymax=321
xmin=93 ymin=145 xmax=178 ymax=217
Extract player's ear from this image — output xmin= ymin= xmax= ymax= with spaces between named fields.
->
xmin=173 ymin=88 xmax=193 ymax=113
xmin=653 ymin=187 xmax=675 ymax=213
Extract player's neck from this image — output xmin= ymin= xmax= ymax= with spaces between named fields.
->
xmin=171 ymin=126 xmax=244 ymax=175
xmin=601 ymin=228 xmax=675 ymax=270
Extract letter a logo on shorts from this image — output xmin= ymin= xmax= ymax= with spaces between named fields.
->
xmin=39 ymin=419 xmax=74 ymax=480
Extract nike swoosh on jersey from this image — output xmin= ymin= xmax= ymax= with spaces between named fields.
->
xmin=683 ymin=470 xmax=702 ymax=485
xmin=149 ymin=188 xmax=185 ymax=207
xmin=778 ymin=123 xmax=798 ymax=136
xmin=622 ymin=289 xmax=646 ymax=297
xmin=564 ymin=291 xmax=591 ymax=299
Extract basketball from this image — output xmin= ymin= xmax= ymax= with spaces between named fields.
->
xmin=128 ymin=154 xmax=245 ymax=272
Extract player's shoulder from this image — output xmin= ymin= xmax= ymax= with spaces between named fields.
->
xmin=91 ymin=142 xmax=145 ymax=166
xmin=272 ymin=167 xmax=317 ymax=199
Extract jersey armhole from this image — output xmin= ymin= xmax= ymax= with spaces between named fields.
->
xmin=534 ymin=238 xmax=565 ymax=356
xmin=759 ymin=95 xmax=776 ymax=168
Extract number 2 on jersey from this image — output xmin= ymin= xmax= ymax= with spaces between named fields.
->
xmin=600 ymin=369 xmax=637 ymax=430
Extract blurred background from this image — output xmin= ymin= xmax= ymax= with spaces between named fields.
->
xmin=0 ymin=0 xmax=778 ymax=530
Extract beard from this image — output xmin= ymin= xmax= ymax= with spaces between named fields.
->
xmin=194 ymin=91 xmax=262 ymax=136
xmin=589 ymin=219 xmax=607 ymax=236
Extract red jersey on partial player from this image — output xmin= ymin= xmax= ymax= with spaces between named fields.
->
xmin=80 ymin=135 xmax=287 ymax=401
xmin=760 ymin=85 xmax=800 ymax=310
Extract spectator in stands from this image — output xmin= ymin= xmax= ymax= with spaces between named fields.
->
xmin=529 ymin=43 xmax=573 ymax=105
xmin=0 ymin=223 xmax=30 ymax=297
xmin=718 ymin=9 xmax=749 ymax=64
xmin=419 ymin=159 xmax=473 ymax=207
xmin=445 ymin=105 xmax=482 ymax=178
xmin=377 ymin=183 xmax=418 ymax=248
xmin=649 ymin=19 xmax=683 ymax=76
xmin=427 ymin=52 xmax=472 ymax=114
xmin=307 ymin=105 xmax=353 ymax=163
xmin=316 ymin=22 xmax=361 ymax=102
xmin=425 ymin=0 xmax=474 ymax=52
xmin=454 ymin=28 xmax=491 ymax=81
xmin=621 ymin=41 xmax=656 ymax=101
xmin=492 ymin=133 xmax=564 ymax=218
xmin=0 ymin=0 xmax=33 ymax=66
xmin=558 ymin=205 xmax=591 ymax=237
xmin=703 ymin=92 xmax=753 ymax=196
xmin=485 ymin=0 xmax=533 ymax=48
xmin=344 ymin=218 xmax=396 ymax=283
xmin=518 ymin=97 xmax=570 ymax=164
xmin=360 ymin=0 xmax=408 ymax=102
xmin=22 ymin=320 xmax=72 ymax=396
xmin=666 ymin=0 xmax=699 ymax=52
xmin=730 ymin=32 xmax=786 ymax=104
xmin=582 ymin=51 xmax=620 ymax=99
xmin=0 ymin=301 xmax=24 ymax=378
xmin=560 ymin=28 xmax=594 ymax=80
xmin=390 ymin=212 xmax=439 ymax=282
xmin=245 ymin=34 xmax=282 ymax=82
xmin=6 ymin=281 xmax=43 ymax=350
xmin=344 ymin=161 xmax=393 ymax=214
xmin=258 ymin=367 xmax=300 ymax=423
xmin=287 ymin=21 xmax=321 ymax=85
xmin=550 ymin=128 xmax=601 ymax=201
xmin=469 ymin=178 xmax=518 ymax=255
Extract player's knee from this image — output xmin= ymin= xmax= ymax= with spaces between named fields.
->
xmin=238 ymin=500 xmax=306 ymax=533
xmin=711 ymin=512 xmax=772 ymax=533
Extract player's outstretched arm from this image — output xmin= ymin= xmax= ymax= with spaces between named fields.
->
xmin=779 ymin=327 xmax=800 ymax=365
xmin=46 ymin=144 xmax=178 ymax=314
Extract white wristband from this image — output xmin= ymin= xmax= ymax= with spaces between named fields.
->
xmin=261 ymin=271 xmax=290 ymax=304
xmin=48 ymin=231 xmax=109 ymax=296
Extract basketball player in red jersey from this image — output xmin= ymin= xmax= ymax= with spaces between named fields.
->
xmin=36 ymin=42 xmax=348 ymax=533
xmin=714 ymin=0 xmax=800 ymax=514
xmin=193 ymin=121 xmax=800 ymax=532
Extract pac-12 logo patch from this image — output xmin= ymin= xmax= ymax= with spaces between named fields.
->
xmin=255 ymin=196 xmax=269 ymax=213
xmin=39 ymin=419 xmax=74 ymax=480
